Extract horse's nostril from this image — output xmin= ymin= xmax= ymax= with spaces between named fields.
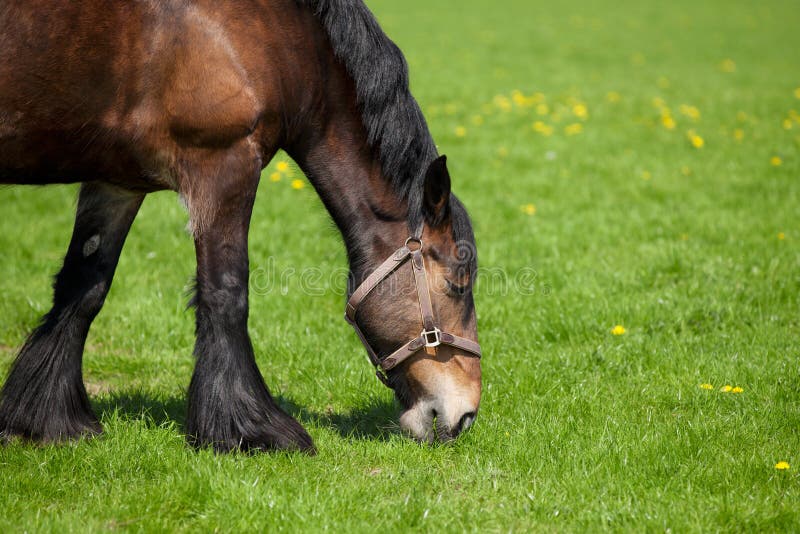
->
xmin=453 ymin=411 xmax=477 ymax=438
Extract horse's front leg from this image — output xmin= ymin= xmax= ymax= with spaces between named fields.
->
xmin=183 ymin=146 xmax=314 ymax=453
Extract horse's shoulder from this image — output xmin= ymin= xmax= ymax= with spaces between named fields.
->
xmin=157 ymin=6 xmax=262 ymax=147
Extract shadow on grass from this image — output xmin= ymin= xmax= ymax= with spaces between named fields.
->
xmin=280 ymin=396 xmax=401 ymax=441
xmin=93 ymin=391 xmax=187 ymax=427
xmin=92 ymin=391 xmax=400 ymax=442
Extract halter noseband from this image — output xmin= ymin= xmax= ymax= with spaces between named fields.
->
xmin=344 ymin=225 xmax=482 ymax=387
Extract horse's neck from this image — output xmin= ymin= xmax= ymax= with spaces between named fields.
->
xmin=286 ymin=83 xmax=409 ymax=280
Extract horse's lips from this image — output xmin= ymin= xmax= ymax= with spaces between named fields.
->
xmin=398 ymin=392 xmax=479 ymax=443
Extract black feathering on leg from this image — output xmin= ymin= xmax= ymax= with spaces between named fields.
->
xmin=186 ymin=282 xmax=315 ymax=453
xmin=0 ymin=310 xmax=101 ymax=442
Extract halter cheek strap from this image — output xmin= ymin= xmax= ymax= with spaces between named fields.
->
xmin=344 ymin=230 xmax=482 ymax=387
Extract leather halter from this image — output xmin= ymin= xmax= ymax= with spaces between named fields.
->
xmin=344 ymin=225 xmax=482 ymax=387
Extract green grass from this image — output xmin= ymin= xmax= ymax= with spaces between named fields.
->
xmin=1 ymin=0 xmax=799 ymax=531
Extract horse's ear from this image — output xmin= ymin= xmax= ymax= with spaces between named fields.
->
xmin=423 ymin=155 xmax=451 ymax=226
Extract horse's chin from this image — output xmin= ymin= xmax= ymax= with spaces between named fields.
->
xmin=399 ymin=405 xmax=437 ymax=443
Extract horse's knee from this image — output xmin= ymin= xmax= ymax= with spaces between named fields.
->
xmin=76 ymin=280 xmax=109 ymax=319
xmin=194 ymin=283 xmax=249 ymax=327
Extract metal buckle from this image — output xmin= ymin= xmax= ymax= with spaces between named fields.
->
xmin=421 ymin=327 xmax=441 ymax=347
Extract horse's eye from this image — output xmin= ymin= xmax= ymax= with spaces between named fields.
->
xmin=445 ymin=278 xmax=470 ymax=296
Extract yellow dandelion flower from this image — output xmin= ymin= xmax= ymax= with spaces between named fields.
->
xmin=494 ymin=95 xmax=512 ymax=112
xmin=778 ymin=232 xmax=785 ymax=240
xmin=687 ymin=131 xmax=704 ymax=149
xmin=606 ymin=91 xmax=621 ymax=103
xmin=455 ymin=126 xmax=467 ymax=138
xmin=536 ymin=103 xmax=550 ymax=116
xmin=794 ymin=88 xmax=800 ymax=99
xmin=512 ymin=90 xmax=535 ymax=108
xmin=269 ymin=172 xmax=281 ymax=182
xmin=564 ymin=123 xmax=583 ymax=135
xmin=497 ymin=146 xmax=509 ymax=158
xmin=720 ymin=385 xmax=732 ymax=393
xmin=732 ymin=386 xmax=744 ymax=394
xmin=699 ymin=383 xmax=714 ymax=390
xmin=641 ymin=170 xmax=652 ymax=180
xmin=719 ymin=59 xmax=736 ymax=73
xmin=572 ymin=103 xmax=588 ymax=120
xmin=662 ymin=115 xmax=676 ymax=130
xmin=771 ymin=156 xmax=782 ymax=166
xmin=733 ymin=129 xmax=744 ymax=141
xmin=611 ymin=325 xmax=626 ymax=336
xmin=532 ymin=121 xmax=553 ymax=136
xmin=775 ymin=461 xmax=790 ymax=470
xmin=291 ymin=179 xmax=305 ymax=190
xmin=783 ymin=118 xmax=793 ymax=130
xmin=276 ymin=161 xmax=289 ymax=172
xmin=521 ymin=203 xmax=536 ymax=216
xmin=471 ymin=114 xmax=484 ymax=126
xmin=679 ymin=105 xmax=700 ymax=120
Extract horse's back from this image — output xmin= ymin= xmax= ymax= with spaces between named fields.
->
xmin=0 ymin=0 xmax=290 ymax=188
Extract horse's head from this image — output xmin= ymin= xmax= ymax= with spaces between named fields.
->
xmin=347 ymin=156 xmax=481 ymax=442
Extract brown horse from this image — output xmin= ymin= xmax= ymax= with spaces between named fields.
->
xmin=0 ymin=0 xmax=481 ymax=452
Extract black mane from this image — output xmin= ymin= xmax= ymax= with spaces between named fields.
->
xmin=300 ymin=0 xmax=436 ymax=206
xmin=303 ymin=0 xmax=476 ymax=274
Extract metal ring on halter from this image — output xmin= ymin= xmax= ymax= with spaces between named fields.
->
xmin=404 ymin=236 xmax=422 ymax=251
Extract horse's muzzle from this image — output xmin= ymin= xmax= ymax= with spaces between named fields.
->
xmin=399 ymin=396 xmax=478 ymax=443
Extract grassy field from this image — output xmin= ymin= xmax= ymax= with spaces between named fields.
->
xmin=1 ymin=0 xmax=799 ymax=531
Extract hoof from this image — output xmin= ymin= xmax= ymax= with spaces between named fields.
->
xmin=188 ymin=422 xmax=316 ymax=454
xmin=0 ymin=411 xmax=102 ymax=444
xmin=0 ymin=381 xmax=102 ymax=444
xmin=186 ymin=397 xmax=315 ymax=454
xmin=0 ymin=325 xmax=102 ymax=445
